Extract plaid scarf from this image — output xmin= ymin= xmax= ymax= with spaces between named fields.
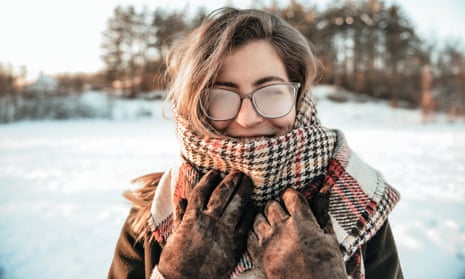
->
xmin=148 ymin=93 xmax=400 ymax=279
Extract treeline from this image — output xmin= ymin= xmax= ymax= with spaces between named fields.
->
xmin=99 ymin=0 xmax=465 ymax=115
xmin=1 ymin=0 xmax=464 ymax=117
xmin=100 ymin=5 xmax=207 ymax=97
xmin=0 ymin=64 xmax=106 ymax=97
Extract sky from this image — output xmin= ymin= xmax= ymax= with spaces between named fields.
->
xmin=0 ymin=0 xmax=464 ymax=81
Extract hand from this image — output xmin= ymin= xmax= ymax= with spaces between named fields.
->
xmin=247 ymin=188 xmax=347 ymax=279
xmin=158 ymin=170 xmax=256 ymax=279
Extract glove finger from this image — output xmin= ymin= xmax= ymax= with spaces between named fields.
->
xmin=247 ymin=229 xmax=265 ymax=273
xmin=187 ymin=170 xmax=222 ymax=212
xmin=323 ymin=213 xmax=336 ymax=235
xmin=252 ymin=212 xmax=272 ymax=240
xmin=221 ymin=173 xmax=254 ymax=230
xmin=247 ymin=228 xmax=260 ymax=260
xmin=235 ymin=201 xmax=257 ymax=240
xmin=281 ymin=188 xmax=319 ymax=225
xmin=206 ymin=171 xmax=242 ymax=218
xmin=173 ymin=198 xmax=187 ymax=230
xmin=263 ymin=200 xmax=289 ymax=226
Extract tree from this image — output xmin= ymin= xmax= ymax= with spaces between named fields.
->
xmin=435 ymin=43 xmax=465 ymax=118
xmin=101 ymin=5 xmax=150 ymax=97
xmin=152 ymin=7 xmax=187 ymax=59
xmin=0 ymin=63 xmax=15 ymax=97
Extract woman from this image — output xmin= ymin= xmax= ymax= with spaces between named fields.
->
xmin=108 ymin=7 xmax=403 ymax=279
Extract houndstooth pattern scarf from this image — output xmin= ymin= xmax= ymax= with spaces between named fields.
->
xmin=174 ymin=92 xmax=337 ymax=208
xmin=148 ymin=92 xmax=400 ymax=279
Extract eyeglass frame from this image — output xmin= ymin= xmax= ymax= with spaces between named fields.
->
xmin=200 ymin=82 xmax=301 ymax=121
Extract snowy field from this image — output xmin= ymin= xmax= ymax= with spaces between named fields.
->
xmin=0 ymin=86 xmax=464 ymax=279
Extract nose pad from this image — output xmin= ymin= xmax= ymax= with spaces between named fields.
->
xmin=235 ymin=98 xmax=263 ymax=127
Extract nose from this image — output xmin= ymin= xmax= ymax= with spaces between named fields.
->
xmin=234 ymin=98 xmax=263 ymax=127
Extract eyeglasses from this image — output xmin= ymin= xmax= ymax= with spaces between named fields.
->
xmin=200 ymin=82 xmax=300 ymax=121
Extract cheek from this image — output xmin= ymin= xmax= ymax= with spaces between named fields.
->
xmin=270 ymin=108 xmax=296 ymax=131
xmin=210 ymin=120 xmax=231 ymax=132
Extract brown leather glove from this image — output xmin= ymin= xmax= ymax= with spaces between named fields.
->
xmin=247 ymin=188 xmax=347 ymax=279
xmin=158 ymin=170 xmax=256 ymax=279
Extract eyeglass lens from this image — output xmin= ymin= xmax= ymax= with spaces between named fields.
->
xmin=202 ymin=83 xmax=298 ymax=120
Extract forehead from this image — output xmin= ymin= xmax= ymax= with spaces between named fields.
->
xmin=216 ymin=40 xmax=288 ymax=86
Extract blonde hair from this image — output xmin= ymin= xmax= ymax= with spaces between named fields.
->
xmin=164 ymin=7 xmax=320 ymax=136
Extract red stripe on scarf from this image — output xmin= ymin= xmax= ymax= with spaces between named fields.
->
xmin=153 ymin=215 xmax=173 ymax=244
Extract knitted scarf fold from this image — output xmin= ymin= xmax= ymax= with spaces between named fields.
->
xmin=147 ymin=92 xmax=400 ymax=279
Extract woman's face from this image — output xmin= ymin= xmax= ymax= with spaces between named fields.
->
xmin=208 ymin=40 xmax=296 ymax=138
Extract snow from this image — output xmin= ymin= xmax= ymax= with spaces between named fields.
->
xmin=1 ymin=86 xmax=464 ymax=278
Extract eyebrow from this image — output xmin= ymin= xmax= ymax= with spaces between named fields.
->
xmin=213 ymin=76 xmax=286 ymax=88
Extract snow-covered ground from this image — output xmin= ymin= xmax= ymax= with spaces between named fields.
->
xmin=0 ymin=86 xmax=464 ymax=278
